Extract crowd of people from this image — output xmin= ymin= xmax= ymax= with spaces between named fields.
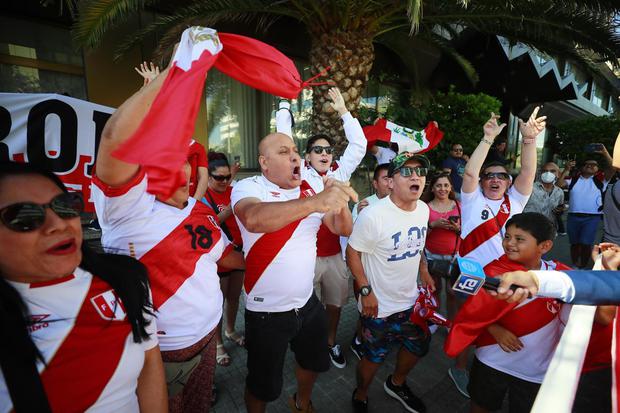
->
xmin=1 ymin=57 xmax=619 ymax=413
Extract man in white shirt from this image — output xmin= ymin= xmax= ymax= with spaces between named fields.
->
xmin=232 ymin=132 xmax=357 ymax=413
xmin=347 ymin=152 xmax=435 ymax=413
xmin=557 ymin=149 xmax=615 ymax=268
xmin=352 ymin=163 xmax=391 ymax=222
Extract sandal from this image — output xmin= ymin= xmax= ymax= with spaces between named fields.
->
xmin=224 ymin=330 xmax=246 ymax=347
xmin=216 ymin=344 xmax=231 ymax=367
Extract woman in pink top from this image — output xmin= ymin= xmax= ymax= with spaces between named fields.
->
xmin=422 ymin=172 xmax=461 ymax=306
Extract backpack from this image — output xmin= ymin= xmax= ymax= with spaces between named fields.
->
xmin=568 ymin=172 xmax=605 ymax=211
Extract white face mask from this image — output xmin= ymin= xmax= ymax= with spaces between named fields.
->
xmin=540 ymin=171 xmax=556 ymax=184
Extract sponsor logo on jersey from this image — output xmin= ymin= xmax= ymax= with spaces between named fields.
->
xmin=91 ymin=290 xmax=127 ymax=321
xmin=28 ymin=314 xmax=51 ymax=333
xmin=269 ymin=191 xmax=281 ymax=198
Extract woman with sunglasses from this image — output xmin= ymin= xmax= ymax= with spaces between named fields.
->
xmin=0 ymin=162 xmax=167 ymax=413
xmin=448 ymin=108 xmax=544 ymax=399
xmin=202 ymin=152 xmax=245 ymax=366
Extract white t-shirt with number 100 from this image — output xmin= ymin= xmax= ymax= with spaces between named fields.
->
xmin=348 ymin=196 xmax=429 ymax=318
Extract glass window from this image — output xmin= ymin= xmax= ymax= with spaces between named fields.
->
xmin=0 ymin=63 xmax=87 ymax=99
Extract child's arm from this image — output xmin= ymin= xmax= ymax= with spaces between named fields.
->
xmin=487 ymin=323 xmax=524 ymax=352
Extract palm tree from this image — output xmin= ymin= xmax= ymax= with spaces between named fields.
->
xmin=73 ymin=0 xmax=620 ymax=142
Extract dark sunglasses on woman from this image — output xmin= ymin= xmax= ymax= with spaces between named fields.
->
xmin=0 ymin=192 xmax=84 ymax=232
xmin=210 ymin=174 xmax=232 ymax=182
xmin=309 ymin=145 xmax=334 ymax=155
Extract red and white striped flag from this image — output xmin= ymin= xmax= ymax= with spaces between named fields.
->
xmin=112 ymin=27 xmax=306 ymax=198
xmin=362 ymin=118 xmax=444 ymax=154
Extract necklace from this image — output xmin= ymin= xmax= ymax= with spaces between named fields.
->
xmin=430 ymin=199 xmax=455 ymax=214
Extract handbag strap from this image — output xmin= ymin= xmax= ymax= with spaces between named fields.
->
xmin=450 ymin=200 xmax=461 ymax=258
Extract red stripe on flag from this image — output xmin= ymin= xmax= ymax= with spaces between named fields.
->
xmin=362 ymin=118 xmax=391 ymax=148
xmin=139 ymin=202 xmax=222 ymax=308
xmin=113 ymin=51 xmax=220 ymax=199
xmin=244 ymin=181 xmax=314 ymax=294
xmin=40 ymin=277 xmax=132 ymax=412
xmin=417 ymin=121 xmax=445 ymax=154
xmin=459 ymin=195 xmax=510 ymax=257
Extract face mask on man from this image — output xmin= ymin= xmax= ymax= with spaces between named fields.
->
xmin=540 ymin=171 xmax=556 ymax=184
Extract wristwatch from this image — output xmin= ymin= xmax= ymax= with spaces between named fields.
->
xmin=360 ymin=285 xmax=372 ymax=296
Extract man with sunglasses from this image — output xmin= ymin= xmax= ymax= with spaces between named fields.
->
xmin=347 ymin=152 xmax=435 ymax=413
xmin=277 ymin=87 xmax=367 ymax=370
xmin=557 ymin=148 xmax=616 ymax=268
xmin=450 ymin=108 xmax=544 ymax=397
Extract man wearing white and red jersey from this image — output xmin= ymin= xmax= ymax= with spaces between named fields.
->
xmin=448 ymin=108 xmax=544 ymax=397
xmin=92 ymin=62 xmax=244 ymax=412
xmin=232 ymin=131 xmax=357 ymax=413
xmin=277 ymin=88 xmax=366 ymax=369
xmin=0 ymin=268 xmax=158 ymax=413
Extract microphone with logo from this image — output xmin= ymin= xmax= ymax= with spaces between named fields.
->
xmin=451 ymin=257 xmax=524 ymax=296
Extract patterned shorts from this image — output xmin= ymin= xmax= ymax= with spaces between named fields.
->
xmin=361 ymin=307 xmax=431 ymax=363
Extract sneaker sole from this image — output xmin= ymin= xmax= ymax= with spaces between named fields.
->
xmin=383 ymin=382 xmax=421 ymax=413
xmin=330 ymin=356 xmax=346 ymax=369
xmin=448 ymin=369 xmax=470 ymax=398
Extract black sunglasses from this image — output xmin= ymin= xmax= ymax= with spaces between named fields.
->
xmin=482 ymin=172 xmax=511 ymax=181
xmin=0 ymin=192 xmax=84 ymax=232
xmin=309 ymin=145 xmax=334 ymax=155
xmin=211 ymin=174 xmax=232 ymax=182
xmin=398 ymin=166 xmax=428 ymax=177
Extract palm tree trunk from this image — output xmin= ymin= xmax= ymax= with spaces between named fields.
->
xmin=309 ymin=30 xmax=374 ymax=147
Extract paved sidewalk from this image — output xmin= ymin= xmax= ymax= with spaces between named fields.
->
xmin=211 ymin=225 xmax=580 ymax=413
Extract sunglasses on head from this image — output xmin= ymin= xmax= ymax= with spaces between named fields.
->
xmin=210 ymin=174 xmax=232 ymax=182
xmin=309 ymin=145 xmax=334 ymax=155
xmin=0 ymin=192 xmax=84 ymax=232
xmin=397 ymin=166 xmax=428 ymax=177
xmin=482 ymin=172 xmax=511 ymax=181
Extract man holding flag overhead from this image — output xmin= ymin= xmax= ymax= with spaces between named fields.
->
xmin=93 ymin=26 xmax=320 ymax=412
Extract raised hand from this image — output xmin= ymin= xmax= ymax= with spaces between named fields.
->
xmin=328 ymin=87 xmax=348 ymax=116
xmin=134 ymin=61 xmax=160 ymax=86
xmin=518 ymin=106 xmax=547 ymax=141
xmin=483 ymin=112 xmax=507 ymax=139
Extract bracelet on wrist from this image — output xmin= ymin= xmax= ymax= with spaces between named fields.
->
xmin=481 ymin=137 xmax=494 ymax=145
xmin=522 ymin=137 xmax=535 ymax=145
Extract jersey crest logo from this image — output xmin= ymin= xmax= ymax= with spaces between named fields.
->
xmin=302 ymin=188 xmax=315 ymax=197
xmin=91 ymin=290 xmax=127 ymax=321
xmin=546 ymin=300 xmax=561 ymax=314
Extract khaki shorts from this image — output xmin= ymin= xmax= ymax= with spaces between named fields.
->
xmin=313 ymin=254 xmax=349 ymax=307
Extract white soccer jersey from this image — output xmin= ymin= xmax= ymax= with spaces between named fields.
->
xmin=0 ymin=268 xmax=157 ymax=413
xmin=231 ymin=174 xmax=324 ymax=312
xmin=348 ymin=196 xmax=430 ymax=318
xmin=459 ymin=186 xmax=529 ymax=267
xmin=476 ymin=261 xmax=565 ymax=383
xmin=92 ymin=170 xmax=231 ymax=351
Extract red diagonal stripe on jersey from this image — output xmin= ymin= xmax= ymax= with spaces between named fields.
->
xmin=140 ymin=201 xmax=223 ymax=308
xmin=244 ymin=181 xmax=315 ymax=294
xmin=459 ymin=195 xmax=510 ymax=257
xmin=40 ymin=277 xmax=132 ymax=412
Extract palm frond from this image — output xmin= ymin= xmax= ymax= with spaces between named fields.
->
xmin=73 ymin=0 xmax=151 ymax=48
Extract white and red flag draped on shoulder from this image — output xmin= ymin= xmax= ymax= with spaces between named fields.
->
xmin=362 ymin=118 xmax=444 ymax=154
xmin=112 ymin=27 xmax=309 ymax=198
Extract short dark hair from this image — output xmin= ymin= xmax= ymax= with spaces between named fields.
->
xmin=451 ymin=143 xmax=463 ymax=149
xmin=306 ymin=134 xmax=334 ymax=153
xmin=373 ymin=163 xmax=390 ymax=181
xmin=481 ymin=161 xmax=508 ymax=176
xmin=505 ymin=212 xmax=556 ymax=243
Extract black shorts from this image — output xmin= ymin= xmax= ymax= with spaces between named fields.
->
xmin=469 ymin=357 xmax=540 ymax=412
xmin=244 ymin=294 xmax=329 ymax=402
